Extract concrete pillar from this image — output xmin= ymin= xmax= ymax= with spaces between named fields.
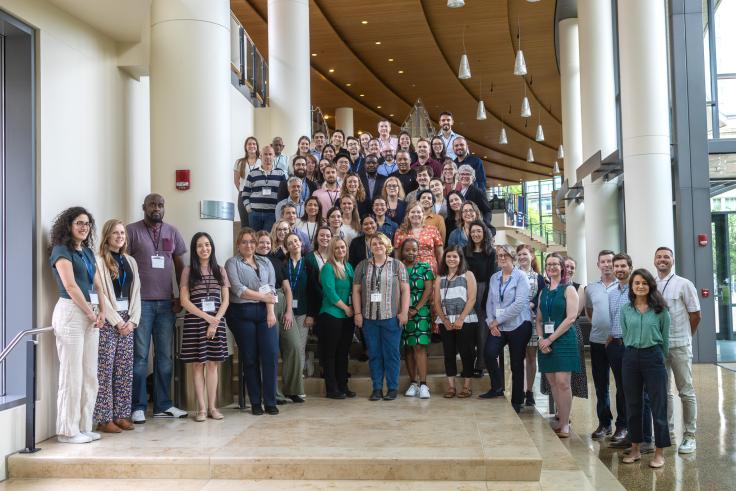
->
xmin=268 ymin=0 xmax=311 ymax=152
xmin=618 ymin=0 xmax=674 ymax=268
xmin=335 ymin=107 xmax=354 ymax=137
xmin=559 ymin=19 xmax=587 ymax=283
xmin=578 ymin=0 xmax=621 ymax=278
xmin=150 ymin=0 xmax=232 ymax=260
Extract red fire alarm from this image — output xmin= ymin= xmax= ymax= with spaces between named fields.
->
xmin=701 ymin=289 xmax=710 ymax=298
xmin=176 ymin=169 xmax=190 ymax=190
xmin=697 ymin=234 xmax=708 ymax=246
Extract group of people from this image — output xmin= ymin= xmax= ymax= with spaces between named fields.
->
xmin=48 ymin=115 xmax=702 ymax=471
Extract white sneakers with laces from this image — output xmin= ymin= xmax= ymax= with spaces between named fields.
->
xmin=678 ymin=436 xmax=696 ymax=454
xmin=57 ymin=433 xmax=92 ymax=444
xmin=419 ymin=384 xmax=431 ymax=399
xmin=131 ymin=410 xmax=146 ymax=424
xmin=405 ymin=383 xmax=418 ymax=397
xmin=153 ymin=406 xmax=188 ymax=418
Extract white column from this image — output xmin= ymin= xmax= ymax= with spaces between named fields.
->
xmin=149 ymin=0 xmax=232 ymax=259
xmin=578 ymin=0 xmax=621 ymax=279
xmin=335 ymin=107 xmax=354 ymax=137
xmin=268 ymin=0 xmax=311 ymax=151
xmin=618 ymin=0 xmax=674 ymax=268
xmin=559 ymin=19 xmax=587 ymax=283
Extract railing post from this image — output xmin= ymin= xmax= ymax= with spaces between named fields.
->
xmin=21 ymin=338 xmax=40 ymax=454
xmin=238 ymin=26 xmax=245 ymax=86
xmin=250 ymin=46 xmax=257 ymax=99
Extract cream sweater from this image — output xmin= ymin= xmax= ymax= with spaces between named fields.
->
xmin=95 ymin=253 xmax=142 ymax=327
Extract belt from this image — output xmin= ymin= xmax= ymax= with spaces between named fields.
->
xmin=609 ymin=338 xmax=623 ymax=345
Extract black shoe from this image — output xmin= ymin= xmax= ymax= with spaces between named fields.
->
xmin=472 ymin=369 xmax=484 ymax=378
xmin=591 ymin=425 xmax=612 ymax=439
xmin=264 ymin=405 xmax=279 ymax=415
xmin=276 ymin=399 xmax=288 ymax=405
xmin=609 ymin=428 xmax=628 ymax=443
xmin=343 ymin=388 xmax=357 ymax=398
xmin=288 ymin=395 xmax=305 ymax=403
xmin=609 ymin=438 xmax=631 ymax=449
xmin=512 ymin=403 xmax=522 ymax=413
xmin=383 ymin=389 xmax=398 ymax=401
xmin=369 ymin=389 xmax=383 ymax=401
xmin=251 ymin=406 xmax=264 ymax=416
xmin=478 ymin=389 xmax=504 ymax=399
xmin=524 ymin=391 xmax=535 ymax=406
xmin=326 ymin=391 xmax=346 ymax=399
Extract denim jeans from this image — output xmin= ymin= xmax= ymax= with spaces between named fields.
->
xmin=590 ymin=342 xmax=613 ymax=428
xmin=623 ymin=346 xmax=671 ymax=448
xmin=363 ymin=318 xmax=402 ymax=391
xmin=605 ymin=341 xmax=628 ymax=429
xmin=132 ymin=300 xmax=176 ymax=413
xmin=248 ymin=210 xmax=276 ymax=233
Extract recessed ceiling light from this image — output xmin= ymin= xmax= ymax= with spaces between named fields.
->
xmin=324 ymin=115 xmax=330 ymax=119
xmin=389 ymin=114 xmax=394 ymax=117
xmin=375 ymin=41 xmax=381 ymax=45
xmin=377 ymin=106 xmax=382 ymax=109
xmin=359 ymin=94 xmax=365 ymax=97
xmin=328 ymin=68 xmax=335 ymax=73
xmin=361 ymin=20 xmax=368 ymax=24
xmin=346 ymin=83 xmax=352 ymax=86
xmin=483 ymin=155 xmax=488 ymax=158
xmin=398 ymin=70 xmax=404 ymax=74
xmin=311 ymin=53 xmax=317 ymax=57
xmin=388 ymin=58 xmax=394 ymax=62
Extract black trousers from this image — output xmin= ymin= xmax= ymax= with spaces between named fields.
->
xmin=439 ymin=322 xmax=478 ymax=378
xmin=484 ymin=321 xmax=532 ymax=405
xmin=590 ymin=342 xmax=614 ymax=428
xmin=622 ymin=346 xmax=671 ymax=448
xmin=317 ymin=313 xmax=354 ymax=394
xmin=606 ymin=340 xmax=628 ymax=429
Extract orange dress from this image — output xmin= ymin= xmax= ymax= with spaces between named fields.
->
xmin=393 ymin=225 xmax=443 ymax=274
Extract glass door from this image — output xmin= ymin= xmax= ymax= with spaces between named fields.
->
xmin=712 ymin=212 xmax=736 ymax=361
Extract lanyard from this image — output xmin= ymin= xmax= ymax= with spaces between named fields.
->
xmin=114 ymin=254 xmax=127 ymax=295
xmin=660 ymin=274 xmax=674 ymax=296
xmin=370 ymin=259 xmax=386 ymax=291
xmin=76 ymin=250 xmax=95 ymax=285
xmin=306 ymin=222 xmax=317 ymax=242
xmin=325 ymin=188 xmax=339 ymax=207
xmin=544 ymin=286 xmax=559 ymax=322
xmin=300 ymin=179 xmax=309 ymax=202
xmin=288 ymin=257 xmax=304 ymax=290
xmin=499 ymin=273 xmax=512 ymax=302
xmin=145 ymin=224 xmax=161 ymax=253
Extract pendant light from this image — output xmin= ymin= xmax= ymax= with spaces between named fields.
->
xmin=557 ymin=144 xmax=565 ymax=159
xmin=527 ymin=147 xmax=535 ymax=163
xmin=535 ymin=110 xmax=545 ymax=142
xmin=553 ymin=161 xmax=560 ymax=175
xmin=447 ymin=0 xmax=465 ymax=7
xmin=499 ymin=127 xmax=508 ymax=145
xmin=458 ymin=26 xmax=471 ymax=79
xmin=514 ymin=19 xmax=527 ymax=76
xmin=520 ymin=96 xmax=531 ymax=118
xmin=476 ymin=77 xmax=487 ymax=120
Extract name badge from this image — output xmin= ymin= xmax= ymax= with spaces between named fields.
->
xmin=371 ymin=292 xmax=381 ymax=303
xmin=262 ymin=187 xmax=272 ymax=196
xmin=202 ymin=300 xmax=216 ymax=313
xmin=151 ymin=255 xmax=165 ymax=269
xmin=292 ymin=299 xmax=299 ymax=309
xmin=117 ymin=297 xmax=129 ymax=311
xmin=544 ymin=322 xmax=555 ymax=335
xmin=495 ymin=308 xmax=505 ymax=318
xmin=89 ymin=292 xmax=99 ymax=305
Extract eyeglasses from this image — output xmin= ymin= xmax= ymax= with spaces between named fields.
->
xmin=386 ymin=184 xmax=398 ymax=189
xmin=462 ymin=209 xmax=475 ymax=214
xmin=546 ymin=263 xmax=562 ymax=268
xmin=74 ymin=221 xmax=90 ymax=228
xmin=277 ymin=227 xmax=290 ymax=232
xmin=497 ymin=253 xmax=511 ymax=259
xmin=242 ymin=240 xmax=257 ymax=245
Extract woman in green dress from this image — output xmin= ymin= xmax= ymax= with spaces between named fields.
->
xmin=536 ymin=252 xmax=580 ymax=439
xmin=399 ymin=238 xmax=434 ymax=399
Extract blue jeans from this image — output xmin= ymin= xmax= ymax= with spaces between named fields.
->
xmin=590 ymin=342 xmax=613 ymax=428
xmin=248 ymin=210 xmax=276 ymax=233
xmin=225 ymin=302 xmax=279 ymax=407
xmin=132 ymin=300 xmax=176 ymax=413
xmin=363 ymin=318 xmax=402 ymax=391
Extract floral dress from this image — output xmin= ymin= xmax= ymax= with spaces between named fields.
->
xmin=401 ymin=261 xmax=435 ymax=347
xmin=393 ymin=225 xmax=443 ymax=274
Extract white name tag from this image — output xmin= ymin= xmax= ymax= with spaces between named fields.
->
xmin=89 ymin=292 xmax=99 ymax=305
xmin=262 ymin=187 xmax=272 ymax=196
xmin=151 ymin=255 xmax=165 ymax=269
xmin=117 ymin=298 xmax=129 ymax=311
xmin=544 ymin=322 xmax=555 ymax=335
xmin=292 ymin=299 xmax=298 ymax=309
xmin=370 ymin=292 xmax=381 ymax=303
xmin=202 ymin=300 xmax=216 ymax=313
xmin=495 ymin=308 xmax=505 ymax=318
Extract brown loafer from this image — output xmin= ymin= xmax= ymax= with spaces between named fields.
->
xmin=114 ymin=418 xmax=135 ymax=431
xmin=457 ymin=387 xmax=473 ymax=398
xmin=97 ymin=421 xmax=122 ymax=433
xmin=444 ymin=387 xmax=457 ymax=398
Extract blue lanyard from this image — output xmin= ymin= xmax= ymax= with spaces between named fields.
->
xmin=76 ymin=250 xmax=95 ymax=285
xmin=544 ymin=287 xmax=559 ymax=322
xmin=288 ymin=257 xmax=304 ymax=290
xmin=499 ymin=273 xmax=512 ymax=302
xmin=115 ymin=255 xmax=127 ymax=295
xmin=300 ymin=179 xmax=309 ymax=202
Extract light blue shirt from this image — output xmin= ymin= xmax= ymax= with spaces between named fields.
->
xmin=486 ymin=267 xmax=531 ymax=331
xmin=608 ymin=282 xmax=630 ymax=338
xmin=585 ymin=279 xmax=618 ymax=343
xmin=377 ymin=161 xmax=399 ymax=177
xmin=438 ymin=130 xmax=461 ymax=160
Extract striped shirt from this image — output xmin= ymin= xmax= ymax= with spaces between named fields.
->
xmin=608 ymin=282 xmax=630 ymax=338
xmin=242 ymin=166 xmax=287 ymax=212
xmin=436 ymin=273 xmax=478 ymax=323
xmin=354 ymin=257 xmax=408 ymax=320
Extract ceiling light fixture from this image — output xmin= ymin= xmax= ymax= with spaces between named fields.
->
xmin=361 ymin=20 xmax=368 ymax=24
xmin=311 ymin=53 xmax=317 ymax=57
xmin=527 ymin=147 xmax=535 ymax=163
xmin=476 ymin=76 xmax=487 ymax=120
xmin=398 ymin=70 xmax=404 ymax=74
xmin=390 ymin=114 xmax=394 ymax=117
xmin=558 ymin=144 xmax=565 ymax=159
xmin=447 ymin=0 xmax=465 ymax=7
xmin=377 ymin=106 xmax=382 ymax=109
xmin=329 ymin=68 xmax=335 ymax=73
xmin=499 ymin=127 xmax=508 ymax=145
xmin=514 ymin=18 xmax=528 ymax=76
xmin=375 ymin=41 xmax=381 ymax=45
xmin=535 ymin=109 xmax=545 ymax=142
xmin=346 ymin=83 xmax=352 ymax=86
xmin=388 ymin=58 xmax=394 ymax=62
xmin=521 ymin=82 xmax=531 ymax=118
xmin=458 ymin=25 xmax=471 ymax=79
xmin=359 ymin=94 xmax=365 ymax=97
xmin=553 ymin=161 xmax=560 ymax=175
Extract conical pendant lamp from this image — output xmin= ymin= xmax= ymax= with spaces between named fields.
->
xmin=514 ymin=49 xmax=527 ymax=76
xmin=527 ymin=147 xmax=535 ymax=163
xmin=557 ymin=144 xmax=565 ymax=159
xmin=553 ymin=161 xmax=560 ymax=175
xmin=499 ymin=127 xmax=508 ymax=145
xmin=458 ymin=26 xmax=471 ymax=79
xmin=521 ymin=96 xmax=531 ymax=118
xmin=447 ymin=0 xmax=465 ymax=7
xmin=476 ymin=100 xmax=487 ymax=120
xmin=535 ymin=123 xmax=545 ymax=142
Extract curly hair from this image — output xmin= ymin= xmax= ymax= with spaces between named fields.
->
xmin=49 ymin=206 xmax=96 ymax=254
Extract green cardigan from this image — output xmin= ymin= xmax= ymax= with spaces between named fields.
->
xmin=620 ymin=303 xmax=671 ymax=356
xmin=319 ymin=262 xmax=354 ymax=318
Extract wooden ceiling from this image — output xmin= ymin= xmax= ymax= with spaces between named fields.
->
xmin=231 ymin=0 xmax=562 ymax=185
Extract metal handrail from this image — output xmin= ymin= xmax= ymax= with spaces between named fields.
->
xmin=0 ymin=326 xmax=53 ymax=365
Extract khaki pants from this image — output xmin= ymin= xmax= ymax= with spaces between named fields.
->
xmin=666 ymin=344 xmax=697 ymax=437
xmin=52 ymin=298 xmax=100 ymax=437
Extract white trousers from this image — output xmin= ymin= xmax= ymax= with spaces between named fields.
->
xmin=53 ymin=298 xmax=100 ymax=437
xmin=665 ymin=344 xmax=697 ymax=437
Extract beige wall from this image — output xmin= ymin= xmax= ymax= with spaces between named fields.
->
xmin=0 ymin=0 xmax=256 ymax=480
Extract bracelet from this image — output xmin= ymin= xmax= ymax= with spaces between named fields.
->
xmin=355 ymin=312 xmax=362 ymax=316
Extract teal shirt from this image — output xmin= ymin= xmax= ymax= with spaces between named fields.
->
xmin=319 ymin=262 xmax=354 ymax=318
xmin=620 ymin=303 xmax=671 ymax=356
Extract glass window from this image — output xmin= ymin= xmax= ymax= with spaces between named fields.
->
xmin=712 ymin=198 xmax=722 ymax=211
xmin=714 ymin=0 xmax=736 ymax=74
xmin=726 ymin=197 xmax=736 ymax=210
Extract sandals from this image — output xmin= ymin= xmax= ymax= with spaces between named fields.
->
xmin=208 ymin=408 xmax=224 ymax=420
xmin=194 ymin=411 xmax=206 ymax=422
xmin=649 ymin=458 xmax=665 ymax=469
xmin=457 ymin=387 xmax=473 ymax=398
xmin=622 ymin=455 xmax=641 ymax=464
xmin=444 ymin=387 xmax=457 ymax=398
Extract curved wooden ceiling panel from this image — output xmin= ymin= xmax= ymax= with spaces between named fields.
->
xmin=231 ymin=0 xmax=562 ymax=184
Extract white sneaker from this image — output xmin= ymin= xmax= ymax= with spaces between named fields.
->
xmin=57 ymin=433 xmax=92 ymax=444
xmin=404 ymin=383 xmax=418 ymax=397
xmin=82 ymin=431 xmax=101 ymax=441
xmin=678 ymin=436 xmax=696 ymax=454
xmin=131 ymin=410 xmax=146 ymax=424
xmin=154 ymin=406 xmax=188 ymax=418
xmin=419 ymin=384 xmax=431 ymax=399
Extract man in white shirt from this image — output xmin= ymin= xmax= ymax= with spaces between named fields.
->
xmin=310 ymin=130 xmax=326 ymax=159
xmin=272 ymin=136 xmax=289 ymax=173
xmin=654 ymin=246 xmax=701 ymax=454
xmin=376 ymin=120 xmax=398 ymax=153
xmin=437 ymin=111 xmax=462 ymax=160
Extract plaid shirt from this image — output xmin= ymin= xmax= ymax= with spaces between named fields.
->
xmin=608 ymin=283 xmax=630 ymax=338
